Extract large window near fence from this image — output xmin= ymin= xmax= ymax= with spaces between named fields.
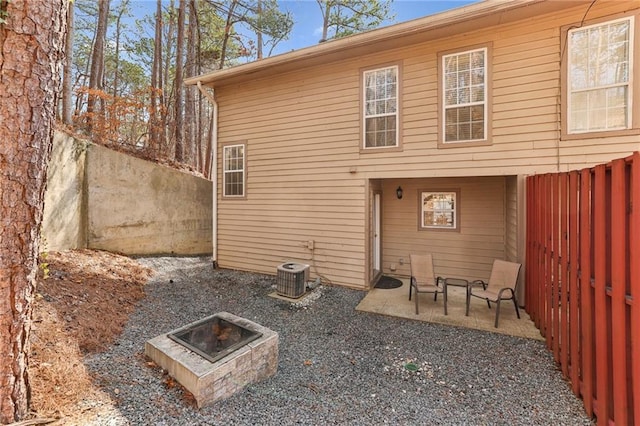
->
xmin=223 ymin=143 xmax=245 ymax=197
xmin=420 ymin=191 xmax=458 ymax=230
xmin=567 ymin=17 xmax=633 ymax=134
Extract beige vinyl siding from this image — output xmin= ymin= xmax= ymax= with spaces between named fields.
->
xmin=381 ymin=177 xmax=505 ymax=282
xmin=212 ymin=1 xmax=639 ymax=289
xmin=284 ymin=2 xmax=639 ymax=181
xmin=505 ymin=176 xmax=519 ymax=263
xmin=215 ymin=62 xmax=367 ymax=288
xmin=506 ymin=175 xmax=527 ymax=303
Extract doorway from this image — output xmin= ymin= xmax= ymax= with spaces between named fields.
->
xmin=373 ymin=192 xmax=381 ymax=274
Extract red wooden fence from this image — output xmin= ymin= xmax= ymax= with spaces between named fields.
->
xmin=525 ymin=152 xmax=640 ymax=426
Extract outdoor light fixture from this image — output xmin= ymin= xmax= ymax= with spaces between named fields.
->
xmin=396 ymin=186 xmax=403 ymax=199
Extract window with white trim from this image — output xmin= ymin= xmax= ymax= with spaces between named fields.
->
xmin=223 ymin=144 xmax=245 ymax=197
xmin=420 ymin=191 xmax=457 ymax=230
xmin=363 ymin=66 xmax=398 ymax=148
xmin=568 ymin=17 xmax=633 ymax=133
xmin=442 ymin=48 xmax=487 ymax=143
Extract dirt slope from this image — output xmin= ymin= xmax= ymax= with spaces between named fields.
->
xmin=28 ymin=249 xmax=152 ymax=423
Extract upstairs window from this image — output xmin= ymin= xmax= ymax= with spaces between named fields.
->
xmin=441 ymin=47 xmax=488 ymax=144
xmin=223 ymin=143 xmax=245 ymax=197
xmin=363 ymin=65 xmax=398 ymax=148
xmin=567 ymin=17 xmax=633 ymax=133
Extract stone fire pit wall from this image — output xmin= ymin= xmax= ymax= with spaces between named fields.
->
xmin=145 ymin=312 xmax=278 ymax=408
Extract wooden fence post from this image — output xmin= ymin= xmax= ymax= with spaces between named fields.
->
xmin=630 ymin=153 xmax=640 ymax=424
xmin=610 ymin=159 xmax=628 ymax=425
xmin=579 ymin=168 xmax=594 ymax=417
xmin=544 ymin=174 xmax=552 ymax=346
xmin=593 ymin=164 xmax=610 ymax=425
xmin=568 ymin=171 xmax=579 ymax=395
xmin=552 ymin=173 xmax=560 ymax=361
xmin=560 ymin=172 xmax=569 ymax=377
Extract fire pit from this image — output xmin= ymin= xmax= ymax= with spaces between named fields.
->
xmin=167 ymin=315 xmax=263 ymax=364
xmin=145 ymin=312 xmax=278 ymax=408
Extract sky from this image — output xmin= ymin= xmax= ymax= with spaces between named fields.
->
xmin=127 ymin=0 xmax=480 ymax=57
xmin=270 ymin=0 xmax=480 ymax=55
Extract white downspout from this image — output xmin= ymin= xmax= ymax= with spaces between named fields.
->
xmin=197 ymin=81 xmax=218 ymax=266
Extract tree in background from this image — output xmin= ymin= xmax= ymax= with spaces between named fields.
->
xmin=110 ymin=0 xmax=131 ymax=100
xmin=174 ymin=0 xmax=186 ymax=162
xmin=61 ymin=0 xmax=74 ymax=126
xmin=0 ymin=0 xmax=68 ymax=422
xmin=58 ymin=0 xmax=393 ymax=177
xmin=206 ymin=0 xmax=292 ymax=68
xmin=254 ymin=0 xmax=294 ymax=58
xmin=86 ymin=0 xmax=110 ymax=136
xmin=69 ymin=0 xmax=97 ymax=115
xmin=185 ymin=0 xmax=199 ymax=168
xmin=316 ymin=0 xmax=394 ymax=42
xmin=62 ymin=0 xmax=292 ymax=177
xmin=149 ymin=0 xmax=164 ymax=156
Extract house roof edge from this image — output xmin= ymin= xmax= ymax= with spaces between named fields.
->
xmin=184 ymin=0 xmax=574 ymax=87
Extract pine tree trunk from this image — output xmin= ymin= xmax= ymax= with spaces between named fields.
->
xmin=320 ymin=1 xmax=331 ymax=42
xmin=86 ymin=0 xmax=110 ymax=136
xmin=112 ymin=5 xmax=124 ymax=100
xmin=174 ymin=0 xmax=186 ymax=162
xmin=219 ymin=0 xmax=238 ymax=69
xmin=62 ymin=1 xmax=74 ymax=126
xmin=0 ymin=0 xmax=68 ymax=422
xmin=149 ymin=0 xmax=163 ymax=156
xmin=163 ymin=0 xmax=175 ymax=157
xmin=184 ymin=0 xmax=198 ymax=167
xmin=257 ymin=0 xmax=263 ymax=59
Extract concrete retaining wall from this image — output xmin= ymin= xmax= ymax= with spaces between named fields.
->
xmin=42 ymin=132 xmax=212 ymax=256
xmin=42 ymin=132 xmax=87 ymax=251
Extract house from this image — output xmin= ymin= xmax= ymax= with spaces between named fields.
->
xmin=185 ymin=0 xmax=640 ymax=297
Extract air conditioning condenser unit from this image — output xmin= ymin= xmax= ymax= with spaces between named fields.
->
xmin=276 ymin=263 xmax=310 ymax=298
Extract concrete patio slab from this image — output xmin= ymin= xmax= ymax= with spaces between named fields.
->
xmin=356 ymin=279 xmax=543 ymax=341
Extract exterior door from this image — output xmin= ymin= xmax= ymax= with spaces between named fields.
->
xmin=373 ymin=192 xmax=381 ymax=272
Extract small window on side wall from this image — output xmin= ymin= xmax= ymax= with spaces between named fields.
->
xmin=223 ymin=143 xmax=245 ymax=197
xmin=420 ymin=191 xmax=458 ymax=230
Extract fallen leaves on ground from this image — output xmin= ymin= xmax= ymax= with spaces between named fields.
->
xmin=29 ymin=249 xmax=153 ymax=423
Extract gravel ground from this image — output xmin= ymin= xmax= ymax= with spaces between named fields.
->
xmin=84 ymin=257 xmax=593 ymax=425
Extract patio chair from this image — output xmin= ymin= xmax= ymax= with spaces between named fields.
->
xmin=408 ymin=253 xmax=446 ymax=315
xmin=465 ymin=259 xmax=521 ymax=328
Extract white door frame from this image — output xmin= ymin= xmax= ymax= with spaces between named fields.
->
xmin=373 ymin=192 xmax=381 ymax=272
